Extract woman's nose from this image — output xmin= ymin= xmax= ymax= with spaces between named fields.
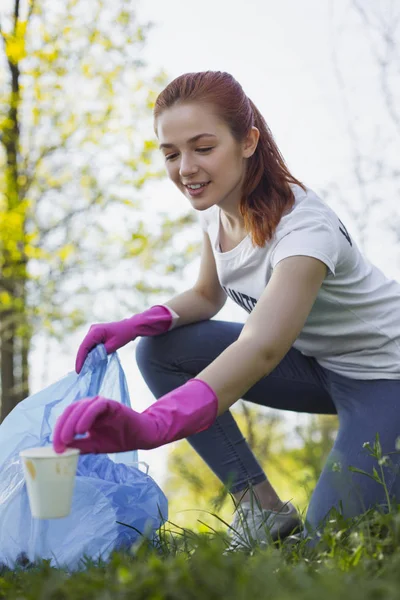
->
xmin=179 ymin=155 xmax=198 ymax=178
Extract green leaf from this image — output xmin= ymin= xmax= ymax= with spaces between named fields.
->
xmin=348 ymin=466 xmax=376 ymax=482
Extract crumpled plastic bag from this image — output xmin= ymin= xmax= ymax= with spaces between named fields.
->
xmin=0 ymin=345 xmax=168 ymax=570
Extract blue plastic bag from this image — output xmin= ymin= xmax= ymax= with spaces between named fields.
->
xmin=0 ymin=345 xmax=168 ymax=570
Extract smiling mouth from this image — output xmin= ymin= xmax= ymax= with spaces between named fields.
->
xmin=185 ymin=182 xmax=210 ymax=189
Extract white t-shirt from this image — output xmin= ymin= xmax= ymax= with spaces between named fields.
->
xmin=197 ymin=184 xmax=400 ymax=380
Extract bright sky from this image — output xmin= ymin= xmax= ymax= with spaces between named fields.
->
xmin=30 ymin=0 xmax=400 ymax=487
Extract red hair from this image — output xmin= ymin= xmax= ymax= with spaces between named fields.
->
xmin=154 ymin=71 xmax=306 ymax=247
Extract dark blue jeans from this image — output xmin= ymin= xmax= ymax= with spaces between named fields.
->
xmin=135 ymin=320 xmax=400 ymax=533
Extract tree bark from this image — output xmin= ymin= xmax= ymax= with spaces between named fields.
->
xmin=0 ymin=0 xmax=30 ymax=420
xmin=0 ymin=310 xmax=16 ymax=421
xmin=20 ymin=318 xmax=30 ymax=403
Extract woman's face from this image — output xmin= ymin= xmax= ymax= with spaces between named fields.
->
xmin=156 ymin=102 xmax=257 ymax=212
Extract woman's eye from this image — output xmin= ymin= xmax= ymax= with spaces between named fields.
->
xmin=165 ymin=153 xmax=179 ymax=161
xmin=196 ymin=147 xmax=213 ymax=153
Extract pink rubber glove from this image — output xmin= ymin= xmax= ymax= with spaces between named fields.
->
xmin=53 ymin=379 xmax=218 ymax=454
xmin=75 ymin=305 xmax=178 ymax=373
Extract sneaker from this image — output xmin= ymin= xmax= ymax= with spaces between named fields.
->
xmin=225 ymin=501 xmax=302 ymax=552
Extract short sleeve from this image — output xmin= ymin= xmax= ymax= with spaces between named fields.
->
xmin=271 ymin=210 xmax=339 ymax=276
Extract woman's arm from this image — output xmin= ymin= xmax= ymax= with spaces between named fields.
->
xmin=194 ymin=255 xmax=328 ymax=415
xmin=55 ymin=255 xmax=328 ymax=455
xmin=164 ymin=231 xmax=227 ymax=326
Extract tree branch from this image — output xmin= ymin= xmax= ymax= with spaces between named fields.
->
xmin=22 ymin=144 xmax=60 ymax=194
xmin=329 ymin=5 xmax=371 ymax=249
xmin=27 ymin=0 xmax=36 ymax=22
xmin=13 ymin=0 xmax=20 ymax=35
xmin=352 ymin=0 xmax=400 ymax=135
xmin=0 ymin=20 xmax=7 ymax=149
xmin=38 ymin=192 xmax=111 ymax=242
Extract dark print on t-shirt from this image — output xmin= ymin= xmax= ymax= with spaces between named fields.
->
xmin=223 ymin=287 xmax=257 ymax=313
xmin=338 ymin=218 xmax=352 ymax=247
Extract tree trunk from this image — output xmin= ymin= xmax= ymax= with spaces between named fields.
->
xmin=0 ymin=0 xmax=29 ymax=420
xmin=20 ymin=326 xmax=30 ymax=403
xmin=0 ymin=294 xmax=30 ymax=421
xmin=0 ymin=310 xmax=16 ymax=421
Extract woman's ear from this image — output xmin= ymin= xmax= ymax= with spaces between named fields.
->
xmin=243 ymin=127 xmax=260 ymax=158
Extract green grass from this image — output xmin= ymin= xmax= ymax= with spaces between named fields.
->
xmin=2 ymin=506 xmax=400 ymax=600
xmin=2 ymin=435 xmax=400 ymax=599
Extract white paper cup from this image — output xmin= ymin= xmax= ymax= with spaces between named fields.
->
xmin=19 ymin=447 xmax=80 ymax=519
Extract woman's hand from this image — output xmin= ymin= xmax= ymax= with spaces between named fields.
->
xmin=53 ymin=396 xmax=144 ymax=454
xmin=75 ymin=305 xmax=175 ymax=373
xmin=53 ymin=379 xmax=218 ymax=455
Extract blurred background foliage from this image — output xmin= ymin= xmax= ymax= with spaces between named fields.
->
xmin=0 ymin=0 xmax=199 ymax=418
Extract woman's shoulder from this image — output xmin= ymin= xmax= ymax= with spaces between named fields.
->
xmin=285 ymin=184 xmax=339 ymax=226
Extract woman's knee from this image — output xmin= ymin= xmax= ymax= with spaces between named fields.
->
xmin=135 ymin=327 xmax=186 ymax=374
xmin=135 ymin=335 xmax=163 ymax=372
xmin=135 ymin=319 xmax=241 ymax=378
xmin=135 ymin=331 xmax=196 ymax=396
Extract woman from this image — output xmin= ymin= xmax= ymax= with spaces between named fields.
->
xmin=54 ymin=71 xmax=400 ymax=548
